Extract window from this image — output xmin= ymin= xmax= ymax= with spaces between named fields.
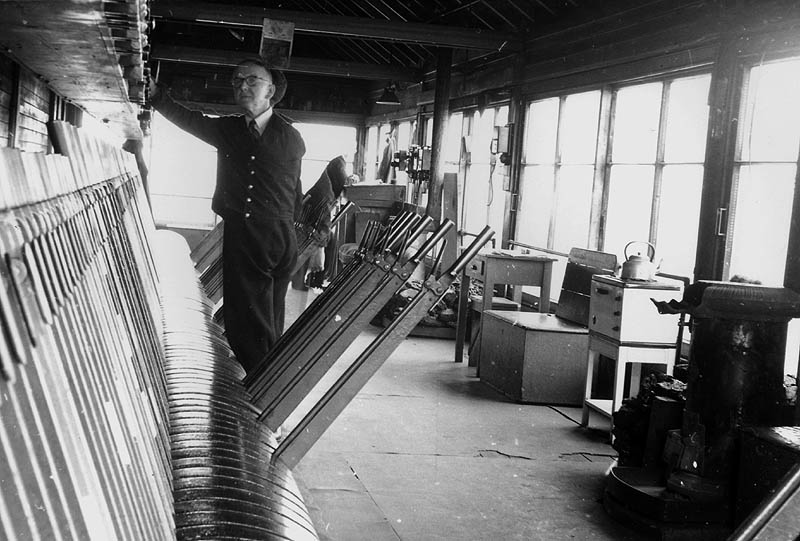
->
xmin=367 ymin=120 xmax=416 ymax=185
xmin=149 ymin=112 xmax=218 ymax=228
xmin=149 ymin=116 xmax=358 ymax=228
xmin=364 ymin=125 xmax=379 ymax=183
xmin=394 ymin=119 xmax=414 ymax=185
xmin=515 ymin=75 xmax=710 ymax=278
xmin=518 ymin=91 xmax=601 ymax=254
xmin=293 ymin=123 xmax=357 ymax=192
xmin=727 ymin=56 xmax=800 ymax=377
xmin=727 ymin=57 xmax=800 ymax=286
xmin=604 ymin=75 xmax=711 ymax=279
xmin=366 ymin=122 xmax=393 ymax=183
xmin=453 ymin=106 xmax=509 ymax=238
xmin=424 ymin=117 xmax=434 ymax=146
xmin=443 ymin=111 xmax=463 ymax=175
xmin=513 ymin=75 xmax=709 ymax=306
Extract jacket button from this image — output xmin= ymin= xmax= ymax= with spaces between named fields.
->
xmin=250 ymin=155 xmax=256 ymax=160
xmin=250 ymin=170 xmax=255 ymax=175
xmin=244 ymin=212 xmax=251 ymax=218
xmin=246 ymin=197 xmax=252 ymax=203
xmin=247 ymin=184 xmax=253 ymax=189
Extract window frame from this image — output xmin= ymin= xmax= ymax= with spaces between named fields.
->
xmin=513 ymin=69 xmax=712 ymax=275
xmin=724 ymin=54 xmax=800 ymax=285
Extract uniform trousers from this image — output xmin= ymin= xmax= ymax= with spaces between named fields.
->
xmin=222 ymin=216 xmax=296 ymax=373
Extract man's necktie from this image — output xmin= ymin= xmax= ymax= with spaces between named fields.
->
xmin=249 ymin=120 xmax=260 ymax=139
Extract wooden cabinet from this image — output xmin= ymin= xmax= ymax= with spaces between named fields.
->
xmin=480 ymin=310 xmax=587 ymax=406
xmin=342 ymin=183 xmax=406 ymax=244
xmin=582 ymin=275 xmax=684 ymax=428
xmin=588 ymin=275 xmax=682 ymax=345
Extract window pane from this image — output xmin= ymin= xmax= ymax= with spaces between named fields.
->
xmin=365 ymin=125 xmax=378 ymax=183
xmin=740 ymin=59 xmax=800 ymax=162
xmin=487 ymin=166 xmax=507 ymax=242
xmin=149 ymin=112 xmax=217 ymax=227
xmin=472 ymin=109 xmax=495 ymax=165
xmin=525 ymin=98 xmax=559 ymax=164
xmin=463 ymin=163 xmax=491 ymax=234
xmin=444 ymin=112 xmax=463 ymax=166
xmin=495 ymin=106 xmax=509 ymax=127
xmin=786 ymin=319 xmax=800 ymax=376
xmin=516 ymin=165 xmax=555 ymax=247
xmin=664 ymin=75 xmax=712 ymax=163
xmin=612 ymin=82 xmax=663 ymax=163
xmin=397 ymin=121 xmax=412 ymax=151
xmin=425 ymin=117 xmax=433 ymax=146
xmin=552 ymin=165 xmax=594 ymax=251
xmin=604 ymin=165 xmax=655 ymax=260
xmin=294 ymin=123 xmax=357 ymax=192
xmin=393 ymin=121 xmax=413 ymax=185
xmin=561 ymin=91 xmax=601 ymax=164
xmin=482 ymin=107 xmax=508 ymax=239
xmin=655 ymin=164 xmax=704 ymax=279
xmin=728 ymin=163 xmax=796 ymax=286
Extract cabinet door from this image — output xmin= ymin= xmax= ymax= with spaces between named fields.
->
xmin=618 ymin=288 xmax=681 ymax=344
xmin=588 ymin=281 xmax=622 ymax=340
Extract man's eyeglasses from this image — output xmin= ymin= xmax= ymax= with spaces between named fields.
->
xmin=231 ymin=75 xmax=271 ymax=88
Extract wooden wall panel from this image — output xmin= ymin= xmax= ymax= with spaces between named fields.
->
xmin=0 ymin=54 xmax=13 ymax=147
xmin=0 ymin=94 xmax=9 ymax=129
xmin=0 ymin=52 xmax=83 ymax=151
xmin=16 ymin=69 xmax=50 ymax=152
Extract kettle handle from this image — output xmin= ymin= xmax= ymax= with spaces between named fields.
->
xmin=624 ymin=241 xmax=656 ymax=262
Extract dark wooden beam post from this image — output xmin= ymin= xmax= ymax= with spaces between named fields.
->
xmin=427 ymin=47 xmax=453 ymax=265
xmin=427 ymin=47 xmax=452 ymax=222
xmin=783 ymin=156 xmax=800 ymax=292
xmin=503 ymin=53 xmax=527 ymax=249
xmin=694 ymin=36 xmax=742 ymax=281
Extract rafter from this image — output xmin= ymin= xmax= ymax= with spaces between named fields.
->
xmin=149 ymin=45 xmax=421 ymax=81
xmin=152 ymin=1 xmax=518 ymax=51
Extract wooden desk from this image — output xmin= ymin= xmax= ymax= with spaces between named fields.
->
xmin=454 ymin=249 xmax=556 ymax=366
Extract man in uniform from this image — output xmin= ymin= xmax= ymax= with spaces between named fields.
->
xmin=150 ymin=58 xmax=306 ymax=375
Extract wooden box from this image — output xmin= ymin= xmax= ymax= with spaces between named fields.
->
xmin=480 ymin=310 xmax=588 ymax=406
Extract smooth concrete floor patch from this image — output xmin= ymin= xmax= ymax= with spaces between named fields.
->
xmin=283 ymin=294 xmax=644 ymax=540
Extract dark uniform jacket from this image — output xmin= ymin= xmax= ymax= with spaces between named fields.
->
xmin=151 ymin=91 xmax=305 ymax=223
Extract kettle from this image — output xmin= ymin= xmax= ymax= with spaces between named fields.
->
xmin=621 ymin=241 xmax=657 ymax=281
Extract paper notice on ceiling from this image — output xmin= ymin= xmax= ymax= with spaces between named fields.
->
xmin=260 ymin=18 xmax=294 ymax=69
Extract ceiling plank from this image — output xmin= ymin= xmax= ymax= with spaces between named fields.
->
xmin=152 ymin=1 xmax=517 ymax=51
xmin=150 ymin=45 xmax=420 ymax=81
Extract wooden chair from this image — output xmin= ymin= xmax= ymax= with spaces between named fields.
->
xmin=479 ymin=248 xmax=617 ymax=405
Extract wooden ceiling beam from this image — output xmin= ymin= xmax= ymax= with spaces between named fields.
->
xmin=152 ymin=1 xmax=517 ymax=51
xmin=150 ymin=45 xmax=420 ymax=81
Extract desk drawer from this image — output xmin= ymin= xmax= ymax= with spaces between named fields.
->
xmin=465 ymin=255 xmax=486 ymax=281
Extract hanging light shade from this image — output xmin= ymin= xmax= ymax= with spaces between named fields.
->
xmin=376 ymin=85 xmax=401 ymax=105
